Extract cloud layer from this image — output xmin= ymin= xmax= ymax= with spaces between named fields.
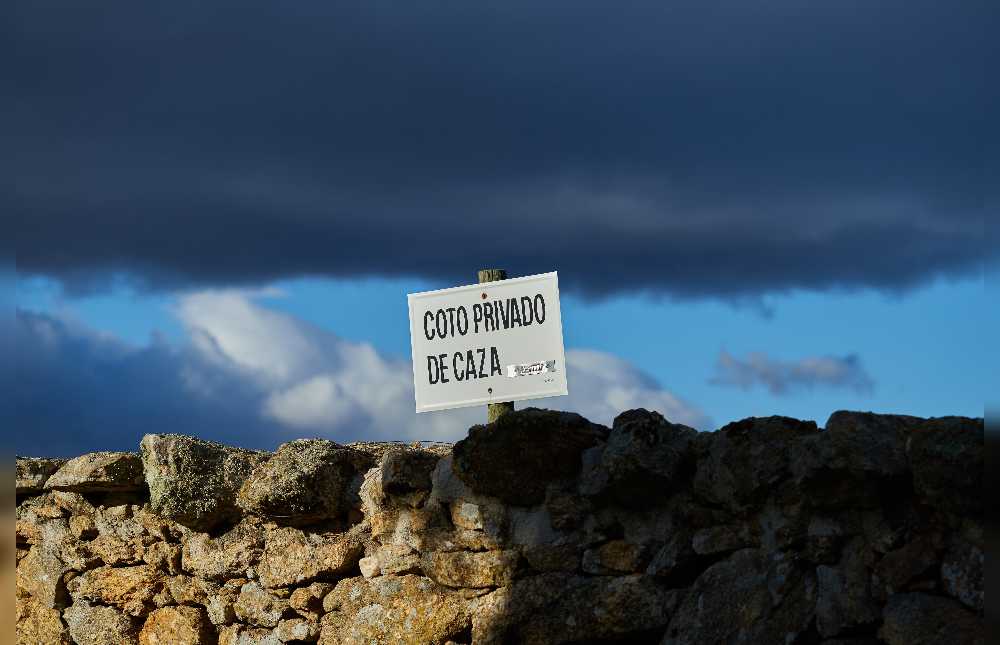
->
xmin=13 ymin=291 xmax=708 ymax=456
xmin=8 ymin=1 xmax=993 ymax=296
xmin=710 ymin=350 xmax=875 ymax=396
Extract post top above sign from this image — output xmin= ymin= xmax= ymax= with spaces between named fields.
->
xmin=407 ymin=271 xmax=568 ymax=413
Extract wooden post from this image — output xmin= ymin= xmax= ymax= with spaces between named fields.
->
xmin=478 ymin=268 xmax=514 ymax=423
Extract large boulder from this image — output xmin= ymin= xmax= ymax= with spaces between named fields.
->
xmin=580 ymin=409 xmax=697 ymax=506
xmin=906 ymin=416 xmax=983 ymax=516
xmin=791 ymin=412 xmax=918 ymax=508
xmin=473 ymin=573 xmax=679 ymax=644
xmin=44 ymin=452 xmax=145 ymax=493
xmin=140 ymin=434 xmax=268 ymax=532
xmin=16 ymin=457 xmax=67 ymax=495
xmin=452 ymin=408 xmax=608 ymax=505
xmin=238 ymin=439 xmax=374 ymax=524
xmin=694 ymin=416 xmax=819 ymax=511
xmin=878 ymin=593 xmax=983 ymax=645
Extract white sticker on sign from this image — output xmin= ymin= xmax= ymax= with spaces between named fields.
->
xmin=407 ymin=272 xmax=569 ymax=413
xmin=506 ymin=360 xmax=557 ymax=378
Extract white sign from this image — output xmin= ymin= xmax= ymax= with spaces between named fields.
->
xmin=407 ymin=272 xmax=569 ymax=413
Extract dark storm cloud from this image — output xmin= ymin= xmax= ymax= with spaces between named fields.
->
xmin=8 ymin=0 xmax=995 ymax=296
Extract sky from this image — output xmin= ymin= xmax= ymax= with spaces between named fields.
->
xmin=9 ymin=0 xmax=995 ymax=456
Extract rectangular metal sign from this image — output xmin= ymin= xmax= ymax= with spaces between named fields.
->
xmin=407 ymin=272 xmax=569 ymax=413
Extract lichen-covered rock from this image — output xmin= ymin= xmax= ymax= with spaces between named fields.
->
xmin=141 ymin=433 xmax=268 ymax=532
xmin=381 ymin=447 xmax=441 ymax=495
xmin=452 ymin=408 xmax=608 ymax=505
xmin=288 ymin=582 xmax=334 ymax=620
xmin=64 ymin=600 xmax=140 ymax=645
xmin=662 ymin=549 xmax=816 ymax=644
xmin=238 ymin=439 xmax=373 ymax=524
xmin=421 ymin=549 xmax=519 ymax=588
xmin=182 ymin=519 xmax=265 ymax=580
xmin=234 ymin=581 xmax=293 ymax=627
xmin=219 ymin=624 xmax=281 ymax=645
xmin=16 ymin=457 xmax=68 ymax=494
xmin=16 ymin=596 xmax=72 ymax=644
xmin=276 ymin=617 xmax=321 ymax=642
xmin=140 ymin=606 xmax=215 ymax=645
xmin=319 ymin=575 xmax=471 ymax=644
xmin=473 ymin=573 xmax=679 ymax=644
xmin=257 ymin=523 xmax=366 ymax=589
xmin=581 ymin=539 xmax=647 ymax=574
xmin=581 ymin=409 xmax=697 ymax=506
xmin=72 ymin=564 xmax=165 ymax=617
xmin=878 ymin=593 xmax=983 ymax=645
xmin=44 ymin=452 xmax=145 ymax=492
xmin=16 ymin=544 xmax=70 ymax=608
xmin=15 ymin=410 xmax=985 ymax=643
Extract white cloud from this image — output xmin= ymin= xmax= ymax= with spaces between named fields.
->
xmin=173 ymin=290 xmax=710 ymax=439
xmin=13 ymin=289 xmax=711 ymax=455
xmin=564 ymin=350 xmax=710 ymax=429
xmin=709 ymin=349 xmax=874 ymax=395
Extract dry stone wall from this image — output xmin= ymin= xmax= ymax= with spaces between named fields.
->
xmin=15 ymin=408 xmax=984 ymax=644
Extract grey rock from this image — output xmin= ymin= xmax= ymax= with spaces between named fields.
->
xmin=816 ymin=538 xmax=879 ymax=637
xmin=691 ymin=524 xmax=752 ymax=555
xmin=694 ymin=416 xmax=819 ymax=511
xmin=792 ymin=411 xmax=918 ymax=508
xmin=873 ymin=534 xmax=942 ymax=595
xmin=879 ymin=593 xmax=983 ymax=645
xmin=940 ymin=536 xmax=983 ymax=612
xmin=238 ymin=439 xmax=373 ymax=524
xmin=452 ymin=408 xmax=608 ymax=506
xmin=662 ymin=549 xmax=816 ymax=645
xmin=906 ymin=416 xmax=983 ymax=516
xmin=580 ymin=409 xmax=697 ymax=506
xmin=16 ymin=457 xmax=68 ymax=494
xmin=44 ymin=452 xmax=145 ymax=493
xmin=140 ymin=434 xmax=268 ymax=532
